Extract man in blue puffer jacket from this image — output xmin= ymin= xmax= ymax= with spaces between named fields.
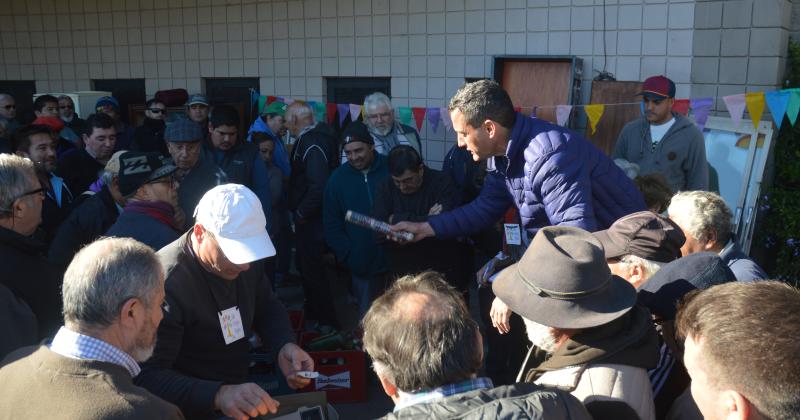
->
xmin=393 ymin=80 xmax=645 ymax=243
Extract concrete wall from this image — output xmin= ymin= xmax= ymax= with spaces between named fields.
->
xmin=691 ymin=0 xmax=791 ymax=114
xmin=0 ymin=0 xmax=792 ymax=166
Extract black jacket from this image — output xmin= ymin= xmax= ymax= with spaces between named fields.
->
xmin=288 ymin=123 xmax=338 ymax=220
xmin=40 ymin=173 xmax=75 ymax=245
xmin=105 ymin=201 xmax=181 ymax=251
xmin=382 ymin=383 xmax=591 ymax=420
xmin=136 ymin=232 xmax=295 ymax=419
xmin=48 ymin=186 xmax=121 ymax=268
xmin=373 ymin=168 xmax=470 ymax=290
xmin=55 ymin=148 xmax=105 ymax=195
xmin=0 ymin=226 xmax=63 ymax=339
xmin=132 ymin=117 xmax=168 ymax=156
xmin=175 ymin=156 xmax=227 ymax=229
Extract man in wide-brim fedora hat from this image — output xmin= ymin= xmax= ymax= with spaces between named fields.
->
xmin=493 ymin=226 xmax=660 ymax=420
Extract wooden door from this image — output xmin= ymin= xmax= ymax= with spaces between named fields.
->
xmin=495 ymin=58 xmax=577 ymax=124
xmin=584 ymin=80 xmax=643 ymax=155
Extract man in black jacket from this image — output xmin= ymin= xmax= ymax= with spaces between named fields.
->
xmin=56 ymin=112 xmax=117 ymax=194
xmin=136 ymin=184 xmax=313 ymax=420
xmin=165 ymin=118 xmax=226 ymax=229
xmin=204 ymin=105 xmax=272 ymax=232
xmin=0 ymin=154 xmax=63 ymax=347
xmin=373 ymin=146 xmax=472 ymax=298
xmin=131 ymin=98 xmax=168 ymax=156
xmin=363 ymin=271 xmax=590 ymax=419
xmin=285 ymin=101 xmax=339 ymax=328
xmin=48 ymin=151 xmax=127 ymax=267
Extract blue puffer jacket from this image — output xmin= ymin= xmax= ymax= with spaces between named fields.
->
xmin=323 ymin=153 xmax=390 ymax=276
xmin=429 ymin=113 xmax=645 ymax=239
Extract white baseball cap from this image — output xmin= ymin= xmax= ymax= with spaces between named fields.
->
xmin=193 ymin=184 xmax=275 ymax=264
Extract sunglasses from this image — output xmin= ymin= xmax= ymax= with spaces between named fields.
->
xmin=3 ymin=105 xmax=15 ymax=110
xmin=148 ymin=108 xmax=165 ymax=114
xmin=59 ymin=105 xmax=74 ymax=109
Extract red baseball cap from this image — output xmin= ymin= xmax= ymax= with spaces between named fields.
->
xmin=638 ymin=75 xmax=675 ymax=99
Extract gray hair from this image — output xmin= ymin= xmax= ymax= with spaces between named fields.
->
xmin=100 ymin=170 xmax=116 ymax=189
xmin=363 ymin=271 xmax=481 ymax=393
xmin=0 ymin=154 xmax=36 ymax=216
xmin=668 ymin=191 xmax=733 ymax=245
xmin=62 ymin=237 xmax=164 ymax=331
xmin=284 ymin=101 xmax=315 ymax=123
xmin=619 ymin=254 xmax=664 ymax=282
xmin=0 ymin=93 xmax=13 ymax=103
xmin=363 ymin=92 xmax=394 ymax=113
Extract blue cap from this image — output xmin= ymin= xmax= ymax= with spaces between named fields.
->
xmin=95 ymin=96 xmax=120 ymax=110
xmin=165 ymin=118 xmax=205 ymax=142
xmin=187 ymin=94 xmax=209 ymax=106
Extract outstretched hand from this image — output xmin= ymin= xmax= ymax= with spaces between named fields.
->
xmin=388 ymin=221 xmax=435 ymax=243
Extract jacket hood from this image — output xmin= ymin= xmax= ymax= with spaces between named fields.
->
xmin=247 ymin=115 xmax=275 ymax=138
xmin=530 ymin=305 xmax=660 ymax=376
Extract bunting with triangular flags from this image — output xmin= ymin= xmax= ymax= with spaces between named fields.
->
xmin=584 ymin=104 xmax=604 ymax=134
xmin=765 ymin=91 xmax=790 ymax=129
xmin=349 ymin=104 xmax=361 ymax=121
xmin=745 ymin=92 xmax=765 ymax=129
xmin=723 ymin=94 xmax=747 ymax=128
xmin=412 ymin=107 xmax=426 ymax=131
xmin=440 ymin=107 xmax=452 ymax=131
xmin=427 ymin=108 xmax=441 ymax=132
xmin=555 ymin=105 xmax=572 ymax=127
xmin=690 ymin=97 xmax=713 ymax=130
xmin=398 ymin=107 xmax=413 ymax=127
xmin=326 ymin=103 xmax=337 ymax=126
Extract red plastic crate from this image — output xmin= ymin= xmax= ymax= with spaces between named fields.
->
xmin=297 ymin=332 xmax=367 ymax=403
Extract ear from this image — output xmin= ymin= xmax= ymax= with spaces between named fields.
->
xmin=703 ymin=230 xmax=719 ymax=250
xmin=193 ymin=224 xmax=206 ymax=244
xmin=483 ymin=119 xmax=496 ymax=137
xmin=628 ymin=263 xmax=645 ymax=289
xmin=721 ymin=389 xmax=751 ymax=420
xmin=376 ymin=373 xmax=400 ymax=402
xmin=119 ymin=297 xmax=142 ymax=329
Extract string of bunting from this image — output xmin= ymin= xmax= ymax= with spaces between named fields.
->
xmin=250 ymin=88 xmax=800 ymax=135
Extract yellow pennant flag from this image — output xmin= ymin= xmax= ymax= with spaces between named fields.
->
xmin=584 ymin=104 xmax=605 ymax=134
xmin=360 ymin=105 xmax=365 ymax=119
xmin=745 ymin=92 xmax=765 ymax=129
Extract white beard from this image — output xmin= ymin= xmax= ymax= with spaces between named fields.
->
xmin=523 ymin=317 xmax=560 ymax=353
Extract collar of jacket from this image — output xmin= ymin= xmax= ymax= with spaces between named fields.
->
xmin=0 ymin=224 xmax=48 ymax=256
xmin=529 ymin=305 xmax=660 ymax=377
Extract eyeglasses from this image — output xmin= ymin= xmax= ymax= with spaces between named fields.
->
xmin=148 ymin=108 xmax=165 ymax=114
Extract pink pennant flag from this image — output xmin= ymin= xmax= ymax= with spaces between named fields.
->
xmin=440 ymin=107 xmax=452 ymax=131
xmin=337 ymin=104 xmax=350 ymax=125
xmin=349 ymin=104 xmax=361 ymax=121
xmin=427 ymin=108 xmax=441 ymax=132
xmin=556 ymin=105 xmax=572 ymax=127
xmin=723 ymin=94 xmax=746 ymax=128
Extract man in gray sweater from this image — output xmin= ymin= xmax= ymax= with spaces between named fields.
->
xmin=614 ymin=75 xmax=708 ymax=192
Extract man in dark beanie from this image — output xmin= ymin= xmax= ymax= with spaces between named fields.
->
xmin=323 ymin=121 xmax=389 ymax=320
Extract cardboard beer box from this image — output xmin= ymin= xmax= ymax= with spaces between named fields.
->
xmin=297 ymin=332 xmax=367 ymax=403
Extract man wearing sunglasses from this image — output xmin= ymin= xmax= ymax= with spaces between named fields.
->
xmin=0 ymin=154 xmax=63 ymax=354
xmin=105 ymin=152 xmax=181 ymax=251
xmin=132 ymin=99 xmax=168 ymax=156
xmin=57 ymin=95 xmax=87 ymax=140
xmin=614 ymin=75 xmax=708 ymax=192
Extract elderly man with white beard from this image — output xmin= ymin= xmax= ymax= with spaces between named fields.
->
xmin=341 ymin=92 xmax=423 ymax=163
xmin=0 ymin=237 xmax=183 ymax=419
xmin=493 ymin=226 xmax=660 ymax=420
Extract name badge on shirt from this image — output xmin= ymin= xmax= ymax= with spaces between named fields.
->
xmin=504 ymin=223 xmax=522 ymax=246
xmin=218 ymin=306 xmax=245 ymax=345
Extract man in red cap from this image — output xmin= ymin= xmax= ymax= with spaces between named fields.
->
xmin=614 ymin=75 xmax=708 ymax=192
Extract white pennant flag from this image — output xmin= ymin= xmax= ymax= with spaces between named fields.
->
xmin=349 ymin=104 xmax=362 ymax=121
xmin=556 ymin=105 xmax=572 ymax=127
xmin=440 ymin=107 xmax=452 ymax=131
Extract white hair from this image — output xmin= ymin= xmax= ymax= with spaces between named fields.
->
xmin=363 ymin=92 xmax=394 ymax=113
xmin=668 ymin=191 xmax=732 ymax=245
xmin=522 ymin=317 xmax=560 ymax=353
xmin=619 ymin=254 xmax=664 ymax=282
xmin=285 ymin=101 xmax=315 ymax=123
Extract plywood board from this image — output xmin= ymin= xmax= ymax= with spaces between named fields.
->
xmin=497 ymin=60 xmax=574 ymax=124
xmin=585 ymin=80 xmax=642 ymax=155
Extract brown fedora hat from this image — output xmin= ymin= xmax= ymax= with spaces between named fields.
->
xmin=493 ymin=226 xmax=636 ymax=329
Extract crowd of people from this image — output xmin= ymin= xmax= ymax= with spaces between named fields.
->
xmin=0 ymin=77 xmax=795 ymax=420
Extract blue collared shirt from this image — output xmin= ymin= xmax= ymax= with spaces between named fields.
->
xmin=49 ymin=326 xmax=141 ymax=377
xmin=393 ymin=377 xmax=494 ymax=412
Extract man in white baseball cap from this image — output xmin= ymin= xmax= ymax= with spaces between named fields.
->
xmin=136 ymin=184 xmax=313 ymax=420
